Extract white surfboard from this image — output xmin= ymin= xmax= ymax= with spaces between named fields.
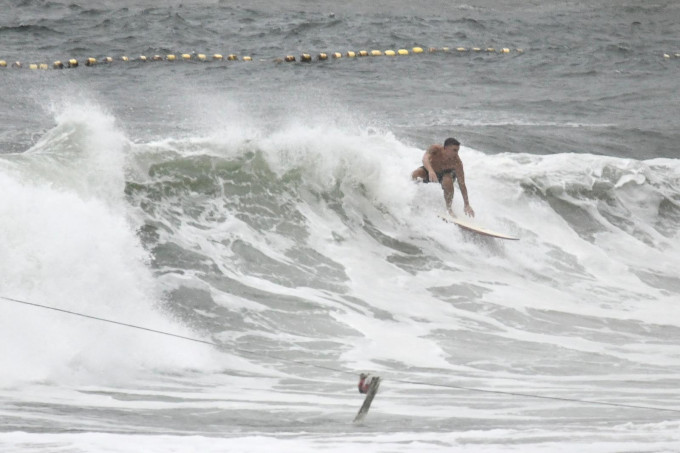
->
xmin=438 ymin=213 xmax=519 ymax=240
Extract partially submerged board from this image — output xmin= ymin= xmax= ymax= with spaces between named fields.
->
xmin=353 ymin=377 xmax=381 ymax=423
xmin=438 ymin=213 xmax=519 ymax=240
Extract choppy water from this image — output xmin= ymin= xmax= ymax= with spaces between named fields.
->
xmin=1 ymin=1 xmax=680 ymax=452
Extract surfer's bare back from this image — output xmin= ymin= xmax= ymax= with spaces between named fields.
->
xmin=411 ymin=137 xmax=475 ymax=217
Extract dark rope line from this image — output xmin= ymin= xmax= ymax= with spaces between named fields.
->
xmin=0 ymin=295 xmax=218 ymax=346
xmin=2 ymin=295 xmax=678 ymax=415
xmin=0 ymin=295 xmax=353 ymax=376
xmin=392 ymin=379 xmax=680 ymax=414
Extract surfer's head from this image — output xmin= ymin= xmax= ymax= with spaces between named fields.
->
xmin=444 ymin=137 xmax=460 ymax=149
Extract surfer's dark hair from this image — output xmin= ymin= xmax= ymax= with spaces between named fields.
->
xmin=444 ymin=137 xmax=460 ymax=147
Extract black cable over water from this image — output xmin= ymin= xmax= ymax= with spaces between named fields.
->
xmin=2 ymin=295 xmax=679 ymax=415
xmin=0 ymin=295 xmax=355 ymax=376
xmin=393 ymin=379 xmax=680 ymax=414
xmin=1 ymin=295 xmax=218 ymax=346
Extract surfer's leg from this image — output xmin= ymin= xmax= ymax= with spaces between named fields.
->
xmin=441 ymin=172 xmax=454 ymax=215
xmin=411 ymin=166 xmax=429 ymax=182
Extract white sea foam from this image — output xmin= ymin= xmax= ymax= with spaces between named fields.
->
xmin=2 ymin=102 xmax=680 ymax=451
xmin=0 ymin=103 xmax=223 ymax=386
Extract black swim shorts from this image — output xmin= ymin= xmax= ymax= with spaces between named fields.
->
xmin=419 ymin=166 xmax=456 ymax=183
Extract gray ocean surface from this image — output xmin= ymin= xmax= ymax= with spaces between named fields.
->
xmin=1 ymin=1 xmax=680 ymax=452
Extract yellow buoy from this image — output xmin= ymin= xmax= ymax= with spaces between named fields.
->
xmin=39 ymin=63 xmax=48 ymax=70
xmin=102 ymin=57 xmax=113 ymax=63
xmin=68 ymin=59 xmax=78 ymax=67
xmin=284 ymin=55 xmax=296 ymax=62
xmin=301 ymin=53 xmax=312 ymax=62
xmin=346 ymin=51 xmax=356 ymax=58
xmin=197 ymin=54 xmax=206 ymax=61
xmin=121 ymin=56 xmax=129 ymax=62
xmin=139 ymin=55 xmax=148 ymax=62
xmin=472 ymin=47 xmax=481 ymax=52
xmin=358 ymin=50 xmax=368 ymax=57
xmin=486 ymin=48 xmax=496 ymax=53
xmin=371 ymin=50 xmax=382 ymax=56
xmin=441 ymin=47 xmax=450 ymax=52
xmin=86 ymin=57 xmax=96 ymax=66
xmin=53 ymin=61 xmax=64 ymax=69
xmin=242 ymin=56 xmax=252 ymax=61
xmin=456 ymin=47 xmax=467 ymax=52
xmin=318 ymin=52 xmax=328 ymax=60
xmin=412 ymin=47 xmax=424 ymax=53
xmin=166 ymin=54 xmax=176 ymax=61
xmin=502 ymin=48 xmax=510 ymax=54
xmin=385 ymin=50 xmax=396 ymax=56
xmin=332 ymin=52 xmax=342 ymax=59
xmin=0 ymin=60 xmax=7 ymax=67
xmin=29 ymin=63 xmax=38 ymax=70
xmin=428 ymin=47 xmax=437 ymax=53
xmin=182 ymin=53 xmax=191 ymax=60
xmin=227 ymin=54 xmax=238 ymax=61
xmin=213 ymin=54 xmax=223 ymax=60
xmin=397 ymin=49 xmax=409 ymax=55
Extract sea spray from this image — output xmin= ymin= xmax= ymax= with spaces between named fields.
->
xmin=0 ymin=104 xmax=221 ymax=386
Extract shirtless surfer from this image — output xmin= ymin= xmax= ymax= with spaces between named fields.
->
xmin=411 ymin=137 xmax=475 ymax=218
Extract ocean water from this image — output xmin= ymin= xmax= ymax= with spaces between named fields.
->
xmin=1 ymin=1 xmax=680 ymax=451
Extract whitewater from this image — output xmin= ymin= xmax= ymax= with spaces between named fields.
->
xmin=1 ymin=99 xmax=679 ymax=451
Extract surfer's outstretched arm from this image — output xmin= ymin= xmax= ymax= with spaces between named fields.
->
xmin=455 ymin=158 xmax=474 ymax=217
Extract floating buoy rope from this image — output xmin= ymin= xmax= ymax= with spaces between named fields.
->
xmin=0 ymin=45 xmax=527 ymax=71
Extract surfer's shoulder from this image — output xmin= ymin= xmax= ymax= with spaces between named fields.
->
xmin=426 ymin=144 xmax=442 ymax=154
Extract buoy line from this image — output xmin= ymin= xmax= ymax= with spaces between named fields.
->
xmin=3 ymin=48 xmax=678 ymax=71
xmin=0 ymin=46 xmax=524 ymax=71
